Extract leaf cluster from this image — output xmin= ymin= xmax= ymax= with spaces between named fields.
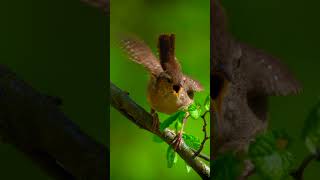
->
xmin=154 ymin=95 xmax=210 ymax=172
xmin=213 ymin=99 xmax=320 ymax=179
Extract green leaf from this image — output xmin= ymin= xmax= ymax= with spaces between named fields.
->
xmin=185 ymin=164 xmax=191 ymax=173
xmin=302 ymin=101 xmax=320 ymax=155
xmin=167 ymin=146 xmax=178 ymax=168
xmin=175 ymin=121 xmax=182 ymax=132
xmin=152 ymin=135 xmax=163 ymax=143
xmin=188 ymin=102 xmax=202 ymax=119
xmin=182 ymin=133 xmax=201 ymax=150
xmin=248 ymin=130 xmax=294 ymax=180
xmin=212 ymin=153 xmax=242 ymax=180
xmin=204 ymin=95 xmax=210 ymax=111
xmin=160 ymin=111 xmax=186 ymax=132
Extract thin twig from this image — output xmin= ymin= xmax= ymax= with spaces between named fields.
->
xmin=193 ymin=110 xmax=210 ymax=158
xmin=110 ymin=83 xmax=210 ymax=179
xmin=291 ymin=153 xmax=319 ymax=180
xmin=191 ymin=148 xmax=210 ymax=162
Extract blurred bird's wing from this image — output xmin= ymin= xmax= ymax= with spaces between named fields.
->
xmin=240 ymin=43 xmax=302 ymax=96
xmin=121 ymin=36 xmax=163 ymax=76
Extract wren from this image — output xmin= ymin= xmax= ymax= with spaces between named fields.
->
xmin=121 ymin=34 xmax=203 ymax=148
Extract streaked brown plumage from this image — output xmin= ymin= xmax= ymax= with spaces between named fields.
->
xmin=121 ymin=34 xmax=203 ymax=149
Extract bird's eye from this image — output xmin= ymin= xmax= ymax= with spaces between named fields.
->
xmin=212 ymin=73 xmax=225 ymax=100
xmin=187 ymin=90 xmax=194 ymax=99
xmin=172 ymin=84 xmax=180 ymax=93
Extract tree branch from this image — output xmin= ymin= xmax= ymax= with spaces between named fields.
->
xmin=110 ymin=82 xmax=210 ymax=179
xmin=0 ymin=65 xmax=107 ymax=179
xmin=291 ymin=153 xmax=319 ymax=180
xmin=191 ymin=148 xmax=210 ymax=162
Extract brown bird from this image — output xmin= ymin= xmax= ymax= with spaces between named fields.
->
xmin=121 ymin=34 xmax=203 ymax=148
xmin=212 ymin=0 xmax=301 ymax=158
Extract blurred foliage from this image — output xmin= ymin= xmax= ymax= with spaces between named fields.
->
xmin=0 ymin=0 xmax=107 ymax=179
xmin=212 ymin=153 xmax=243 ymax=180
xmin=110 ymin=0 xmax=209 ymax=179
xmin=302 ymin=101 xmax=320 ymax=155
xmin=248 ymin=130 xmax=294 ymax=180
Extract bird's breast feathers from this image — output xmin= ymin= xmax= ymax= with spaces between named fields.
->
xmin=147 ymin=80 xmax=192 ymax=114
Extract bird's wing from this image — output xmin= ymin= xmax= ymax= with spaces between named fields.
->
xmin=240 ymin=43 xmax=302 ymax=96
xmin=184 ymin=75 xmax=203 ymax=92
xmin=120 ymin=36 xmax=163 ymax=76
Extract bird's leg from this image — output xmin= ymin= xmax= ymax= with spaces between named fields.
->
xmin=171 ymin=130 xmax=183 ymax=150
xmin=150 ymin=108 xmax=160 ymax=131
xmin=171 ymin=112 xmax=189 ymax=150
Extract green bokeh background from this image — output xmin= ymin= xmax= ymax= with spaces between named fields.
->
xmin=110 ymin=0 xmax=210 ymax=179
xmin=221 ymin=0 xmax=320 ymax=179
xmin=0 ymin=1 xmax=107 ymax=179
